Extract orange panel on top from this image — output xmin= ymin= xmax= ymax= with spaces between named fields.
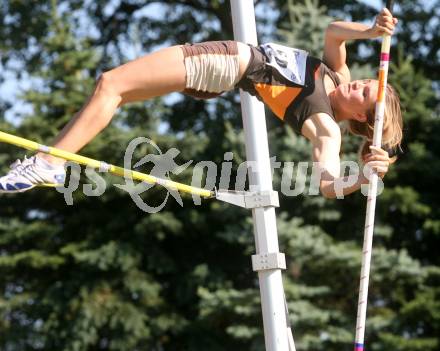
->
xmin=254 ymin=83 xmax=302 ymax=120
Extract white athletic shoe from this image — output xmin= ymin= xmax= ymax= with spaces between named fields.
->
xmin=0 ymin=156 xmax=66 ymax=193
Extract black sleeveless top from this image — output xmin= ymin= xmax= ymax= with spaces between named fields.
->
xmin=236 ymin=44 xmax=341 ymax=134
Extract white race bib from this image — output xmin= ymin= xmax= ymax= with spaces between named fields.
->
xmin=260 ymin=43 xmax=308 ymax=86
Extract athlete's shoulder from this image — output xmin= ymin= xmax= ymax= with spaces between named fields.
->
xmin=301 ymin=112 xmax=341 ymax=141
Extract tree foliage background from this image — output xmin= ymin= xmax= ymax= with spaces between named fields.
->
xmin=0 ymin=0 xmax=439 ymax=350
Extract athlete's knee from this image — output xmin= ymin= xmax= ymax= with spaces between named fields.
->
xmin=95 ymin=71 xmax=121 ymax=98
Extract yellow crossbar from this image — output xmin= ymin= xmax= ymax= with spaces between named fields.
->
xmin=0 ymin=130 xmax=214 ymax=198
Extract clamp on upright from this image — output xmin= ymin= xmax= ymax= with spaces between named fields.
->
xmin=215 ymin=189 xmax=280 ymax=209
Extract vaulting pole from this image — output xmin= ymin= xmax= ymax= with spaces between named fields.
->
xmin=230 ymin=1 xmax=293 ymax=350
xmin=355 ymin=1 xmax=394 ymax=350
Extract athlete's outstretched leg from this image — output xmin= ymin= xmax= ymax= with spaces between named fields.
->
xmin=41 ymin=45 xmax=187 ymax=164
xmin=0 ymin=46 xmax=186 ymax=192
xmin=0 ymin=42 xmax=252 ymax=192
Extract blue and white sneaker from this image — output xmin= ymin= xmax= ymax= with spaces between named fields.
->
xmin=0 ymin=156 xmax=66 ymax=193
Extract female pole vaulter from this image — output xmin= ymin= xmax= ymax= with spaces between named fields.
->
xmin=0 ymin=8 xmax=401 ymax=198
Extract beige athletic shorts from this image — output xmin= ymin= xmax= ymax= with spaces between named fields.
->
xmin=181 ymin=41 xmax=241 ymax=99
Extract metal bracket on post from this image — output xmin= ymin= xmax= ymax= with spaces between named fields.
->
xmin=252 ymin=252 xmax=286 ymax=272
xmin=215 ymin=189 xmax=279 ymax=209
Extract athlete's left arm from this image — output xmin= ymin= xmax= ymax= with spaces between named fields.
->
xmin=323 ymin=8 xmax=398 ymax=82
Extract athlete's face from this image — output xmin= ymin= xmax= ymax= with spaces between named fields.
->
xmin=335 ymin=79 xmax=378 ymax=121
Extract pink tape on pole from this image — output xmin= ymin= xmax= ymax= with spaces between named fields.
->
xmin=380 ymin=53 xmax=390 ymax=61
xmin=355 ymin=344 xmax=364 ymax=351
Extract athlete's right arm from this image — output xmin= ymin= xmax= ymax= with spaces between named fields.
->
xmin=323 ymin=8 xmax=397 ymax=81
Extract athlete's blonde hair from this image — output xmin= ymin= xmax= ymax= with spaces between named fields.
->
xmin=348 ymin=84 xmax=403 ymax=162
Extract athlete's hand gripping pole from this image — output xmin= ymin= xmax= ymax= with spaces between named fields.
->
xmin=354 ymin=1 xmax=394 ymax=350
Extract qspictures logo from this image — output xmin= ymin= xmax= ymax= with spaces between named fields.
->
xmin=56 ymin=137 xmax=384 ymax=213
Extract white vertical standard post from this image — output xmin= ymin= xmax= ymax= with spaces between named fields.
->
xmin=230 ymin=1 xmax=292 ymax=350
